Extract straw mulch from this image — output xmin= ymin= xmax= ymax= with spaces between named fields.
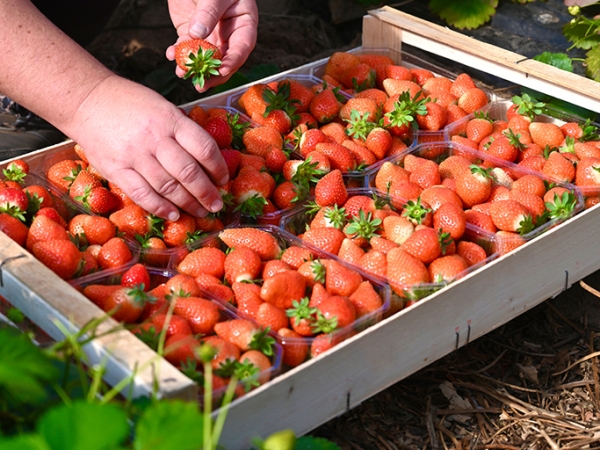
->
xmin=312 ymin=277 xmax=600 ymax=450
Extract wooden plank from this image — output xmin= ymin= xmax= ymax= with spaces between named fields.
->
xmin=217 ymin=203 xmax=600 ymax=449
xmin=0 ymin=232 xmax=198 ymax=401
xmin=363 ymin=7 xmax=600 ymax=112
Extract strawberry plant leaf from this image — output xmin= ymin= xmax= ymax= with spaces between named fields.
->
xmin=532 ymin=52 xmax=574 ymax=72
xmin=0 ymin=327 xmax=58 ymax=404
xmin=0 ymin=435 xmax=52 ymax=449
xmin=296 ymin=435 xmax=342 ymax=450
xmin=134 ymin=399 xmax=205 ymax=450
xmin=38 ymin=401 xmax=128 ymax=450
xmin=429 ymin=0 xmax=498 ymax=30
xmin=563 ymin=16 xmax=600 ymax=50
xmin=586 ymin=43 xmax=600 ymax=81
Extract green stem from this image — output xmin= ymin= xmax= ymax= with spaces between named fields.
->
xmin=211 ymin=376 xmax=238 ymax=450
xmin=203 ymin=362 xmax=214 ymax=450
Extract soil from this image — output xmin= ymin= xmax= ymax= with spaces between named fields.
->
xmin=84 ymin=0 xmax=600 ymax=448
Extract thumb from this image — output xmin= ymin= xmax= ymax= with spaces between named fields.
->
xmin=188 ymin=0 xmax=231 ymax=38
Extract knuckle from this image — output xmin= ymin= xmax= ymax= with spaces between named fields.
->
xmin=177 ymin=162 xmax=202 ymax=185
xmin=156 ymin=178 xmax=181 ymax=198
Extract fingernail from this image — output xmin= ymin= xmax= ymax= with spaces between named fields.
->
xmin=219 ymin=174 xmax=229 ymax=186
xmin=190 ymin=23 xmax=209 ymax=38
xmin=168 ymin=211 xmax=180 ymax=222
xmin=210 ymin=199 xmax=223 ymax=213
xmin=196 ymin=208 xmax=208 ymax=218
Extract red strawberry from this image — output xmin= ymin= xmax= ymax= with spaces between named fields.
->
xmin=69 ymin=170 xmax=102 ymax=203
xmin=456 ymin=241 xmax=488 ymax=267
xmin=321 ymin=259 xmax=362 ymax=297
xmin=176 ymin=246 xmax=226 ymax=278
xmin=162 ymin=212 xmax=197 ymax=248
xmin=203 ymin=117 xmax=232 ymax=149
xmin=401 ymin=227 xmax=443 ymax=264
xmin=314 ymin=169 xmax=348 ymax=207
xmin=164 ymin=333 xmax=201 ymax=367
xmin=35 ymin=207 xmax=67 ymax=228
xmin=230 ymin=166 xmax=273 ymax=218
xmin=324 ymin=51 xmax=361 ymax=82
xmin=260 ymin=270 xmax=306 ymax=310
xmin=201 ymin=335 xmax=240 ymax=370
xmin=313 ymin=295 xmax=357 ymax=333
xmin=428 ymin=254 xmax=469 ymax=283
xmin=174 ymin=38 xmax=222 ymax=89
xmin=454 ymin=165 xmax=493 ymax=208
xmin=121 ymin=263 xmax=151 ymax=289
xmin=365 ymin=127 xmax=393 ymax=160
xmin=457 ymin=88 xmax=488 ymax=114
xmin=0 ymin=187 xmax=29 ymax=218
xmin=32 ymin=239 xmax=82 ymax=280
xmin=46 ymin=159 xmax=83 ymax=193
xmin=277 ymin=327 xmax=309 ymax=367
xmin=309 ymin=88 xmax=342 ymax=124
xmin=165 ymin=273 xmax=203 ymax=297
xmin=238 ymin=84 xmax=270 ymax=118
xmin=172 ymin=296 xmax=221 ymax=335
xmin=242 ymin=126 xmax=283 ymax=158
xmin=528 ymin=122 xmax=564 ymax=148
xmin=542 ymin=151 xmax=576 ymax=183
xmin=301 ymin=227 xmax=346 ymax=255
xmin=86 ymin=186 xmax=119 ymax=215
xmin=314 ymin=142 xmax=355 ymax=173
xmin=255 ymin=302 xmax=289 ymax=332
xmin=0 ymin=212 xmax=29 ymax=246
xmin=386 ymin=247 xmax=430 ymax=298
xmin=147 ymin=313 xmax=193 ymax=339
xmin=219 ymin=227 xmax=281 ymax=260
xmin=102 ymin=284 xmax=152 ymax=323
xmin=221 ymin=148 xmax=242 ymax=179
xmin=214 ymin=318 xmax=275 ymax=354
xmin=224 ymin=245 xmax=262 ymax=285
xmin=109 ymin=205 xmax=163 ymax=240
xmin=23 ymin=185 xmax=53 ymax=211
xmin=68 ymin=214 xmax=116 ymax=246
xmin=96 ymin=237 xmax=133 ymax=270
xmin=489 ymin=199 xmax=534 ymax=234
xmin=415 ymin=101 xmax=447 ymax=131
xmin=349 ymin=280 xmax=384 ymax=317
xmin=26 ymin=214 xmax=69 ymax=252
xmin=299 ymin=128 xmax=331 ymax=158
xmin=82 ymin=284 xmax=122 ymax=310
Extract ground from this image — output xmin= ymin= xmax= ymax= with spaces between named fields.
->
xmin=85 ymin=1 xmax=600 ymax=448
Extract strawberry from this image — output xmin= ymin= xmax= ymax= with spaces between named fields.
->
xmin=339 ymin=97 xmax=380 ymax=123
xmin=464 ymin=209 xmax=497 ymax=233
xmin=187 ymin=105 xmax=208 ymax=126
xmin=96 ymin=237 xmax=133 ymax=270
xmin=321 ymin=259 xmax=362 ymax=297
xmin=23 ymin=185 xmax=53 ymax=211
xmin=449 ymin=73 xmax=477 ymax=98
xmin=454 ymin=165 xmax=493 ymax=208
xmin=465 ymin=114 xmax=494 ymax=144
xmin=415 ymin=101 xmax=447 ymax=131
xmin=314 ymin=169 xmax=348 ymax=207
xmin=242 ymin=126 xmax=283 ymax=159
xmin=69 ymin=214 xmax=116 ymax=246
xmin=280 ymin=78 xmax=315 ymax=113
xmin=298 ymin=128 xmax=331 ymax=158
xmin=84 ymin=186 xmax=119 ymax=215
xmin=203 ymin=117 xmax=232 ymax=149
xmin=232 ymin=281 xmax=263 ymax=317
xmin=456 ymin=240 xmax=488 ymax=267
xmin=265 ymin=147 xmax=288 ymax=174
xmin=359 ymin=250 xmax=387 ymax=279
xmin=262 ymin=259 xmax=292 ymax=279
xmin=401 ymin=227 xmax=444 ymax=264
xmin=457 ymin=87 xmax=488 ymax=114
xmin=349 ymin=280 xmax=384 ymax=317
xmin=280 ymin=246 xmax=314 ymax=269
xmin=174 ymin=38 xmax=222 ymax=89
xmin=277 ymin=327 xmax=309 ymax=367
xmin=121 ymin=263 xmax=151 ymax=289
xmin=219 ymin=227 xmax=281 ymax=260
xmin=428 ymin=254 xmax=469 ymax=283
xmin=301 ymin=227 xmax=346 ymax=255
xmin=433 ymin=202 xmax=467 ymax=241
xmin=324 ymin=51 xmax=361 ymax=82
xmin=272 ymin=181 xmax=300 ymax=210
xmin=69 ymin=170 xmax=102 ymax=203
xmin=260 ymin=270 xmax=307 ymax=310
xmin=528 ymin=122 xmax=564 ymax=148
xmin=313 ymin=295 xmax=357 ymax=333
xmin=163 ymin=333 xmax=201 ymax=367
xmin=172 ymin=296 xmax=221 ymax=335
xmin=3 ymin=159 xmax=29 ymax=183
xmin=214 ymin=318 xmax=276 ymax=355
xmin=165 ymin=273 xmax=203 ymax=297
xmin=255 ymin=302 xmax=289 ymax=332
xmin=489 ymin=199 xmax=534 ymax=234
xmin=0 ymin=212 xmax=29 ymax=246
xmin=365 ymin=127 xmax=393 ymax=160
xmin=341 ymin=63 xmax=376 ymax=91
xmin=382 ymin=79 xmax=423 ymax=98
xmin=32 ymin=239 xmax=82 ymax=280
xmin=102 ymin=284 xmax=152 ymax=323
xmin=201 ymin=335 xmax=240 ymax=370
xmin=309 ymin=88 xmax=342 ymax=124
xmin=382 ymin=215 xmax=414 ymax=245
xmin=224 ymin=245 xmax=262 ymax=284
xmin=575 ymin=156 xmax=600 ymax=188
xmin=82 ymin=284 xmax=122 ymax=310
xmin=26 ymin=214 xmax=69 ymax=252
xmin=230 ymin=166 xmax=274 ymax=218
xmin=162 ymin=212 xmax=197 ymax=248
xmin=147 ymin=313 xmax=193 ymax=340
xmin=138 ymin=235 xmax=170 ymax=268
xmin=238 ymin=84 xmax=270 ymax=118
xmin=386 ymin=247 xmax=430 ymax=298
xmin=338 ymin=238 xmax=365 ymax=265
xmin=45 ymin=159 xmax=83 ymax=193
xmin=238 ymin=349 xmax=273 ymax=387
xmin=176 ymin=246 xmax=226 ymax=279
xmin=0 ymin=187 xmax=29 ymax=219
xmin=314 ymin=142 xmax=355 ymax=172
xmin=109 ymin=205 xmax=164 ymax=240
xmin=542 ymin=151 xmax=576 ymax=183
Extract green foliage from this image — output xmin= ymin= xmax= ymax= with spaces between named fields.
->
xmin=429 ymin=0 xmax=498 ymax=30
xmin=586 ymin=44 xmax=600 ymax=81
xmin=563 ymin=16 xmax=600 ymax=50
xmin=533 ymin=52 xmax=574 ymax=72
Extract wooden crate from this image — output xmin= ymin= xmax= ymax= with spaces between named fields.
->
xmin=2 ymin=7 xmax=600 ymax=450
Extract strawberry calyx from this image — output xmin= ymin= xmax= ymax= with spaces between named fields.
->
xmin=545 ymin=191 xmax=577 ymax=220
xmin=578 ymin=118 xmax=600 ymax=142
xmin=24 ymin=192 xmax=43 ymax=221
xmin=128 ymin=284 xmax=156 ymax=307
xmin=516 ymin=214 xmax=535 ymax=235
xmin=559 ymin=136 xmax=577 ymax=154
xmin=323 ymin=204 xmax=347 ymax=229
xmin=286 ymin=297 xmax=318 ymax=324
xmin=345 ymin=209 xmax=382 ymax=240
xmin=0 ymin=204 xmax=25 ymax=222
xmin=185 ymin=230 xmax=207 ymax=248
xmin=248 ymin=327 xmax=276 ymax=357
xmin=309 ymin=260 xmax=326 ymax=284
xmin=438 ymin=230 xmax=454 ymax=255
xmin=180 ymin=360 xmax=203 ymax=383
xmin=344 ymin=109 xmax=376 ymax=141
xmin=183 ymin=47 xmax=222 ymax=89
xmin=263 ymin=81 xmax=300 ymax=125
xmin=502 ymin=128 xmax=526 ymax=152
xmin=511 ymin=93 xmax=545 ymax=121
xmin=311 ymin=311 xmax=338 ymax=334
xmin=402 ymin=197 xmax=431 ymax=225
xmin=2 ymin=165 xmax=27 ymax=184
xmin=227 ymin=113 xmax=251 ymax=150
xmin=472 ymin=110 xmax=493 ymax=123
xmin=233 ymin=194 xmax=268 ymax=219
xmin=384 ymin=90 xmax=428 ymax=131
xmin=233 ymin=360 xmax=262 ymax=393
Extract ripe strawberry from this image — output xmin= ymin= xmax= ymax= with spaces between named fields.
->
xmin=321 ymin=259 xmax=362 ymax=297
xmin=163 ymin=333 xmax=201 ymax=367
xmin=314 ymin=169 xmax=348 ymax=207
xmin=299 ymin=128 xmax=331 ymax=158
xmin=0 ymin=212 xmax=29 ymax=247
xmin=324 ymin=51 xmax=361 ymax=82
xmin=456 ymin=240 xmax=488 ymax=267
xmin=542 ymin=151 xmax=576 ymax=183
xmin=242 ymin=125 xmax=283 ymax=158
xmin=341 ymin=63 xmax=376 ymax=91
xmin=96 ymin=237 xmax=133 ymax=270
xmin=138 ymin=235 xmax=170 ymax=268
xmin=420 ymin=185 xmax=463 ymax=211
xmin=415 ymin=101 xmax=447 ymax=131
xmin=280 ymin=246 xmax=314 ymax=269
xmin=23 ymin=185 xmax=53 ymax=211
xmin=69 ymin=214 xmax=116 ymax=246
xmin=365 ymin=127 xmax=393 ymax=160
xmin=121 ymin=263 xmax=151 ymax=289
xmin=313 ymin=295 xmax=357 ymax=333
xmin=484 ymin=130 xmax=523 ymax=165
xmin=201 ymin=334 xmax=240 ymax=370
xmin=162 ymin=212 xmax=196 ymax=248
xmin=575 ymin=156 xmax=600 ymax=188
xmin=401 ymin=227 xmax=444 ymax=264
xmin=219 ymin=227 xmax=281 ymax=260
xmin=429 ymin=254 xmax=469 ymax=283
xmin=309 ymin=88 xmax=342 ymax=124
xmin=238 ymin=84 xmax=271 ymax=118
xmin=32 ymin=239 xmax=82 ymax=280
xmin=464 ymin=209 xmax=497 ymax=233
xmin=433 ymin=202 xmax=467 ymax=241
xmin=301 ymin=227 xmax=346 ymax=255
xmin=382 ymin=79 xmax=422 ymax=98
xmin=232 ymin=281 xmax=263 ymax=317
xmin=109 ymin=205 xmax=163 ymax=240
xmin=280 ymin=78 xmax=315 ymax=113
xmin=386 ymin=247 xmax=430 ymax=298
xmin=454 ymin=165 xmax=493 ymax=208
xmin=165 ymin=273 xmax=202 ymax=298
xmin=45 ymin=159 xmax=83 ymax=193
xmin=230 ymin=166 xmax=273 ymax=217
xmin=82 ymin=284 xmax=122 ymax=310
xmin=224 ymin=245 xmax=262 ymax=284
xmin=102 ymin=285 xmax=152 ymax=323
xmin=338 ymin=238 xmax=365 ymax=265
xmin=187 ymin=105 xmax=208 ymax=126
xmin=69 ymin=170 xmax=102 ymax=203
xmin=489 ymin=199 xmax=534 ymax=234
xmin=0 ymin=187 xmax=29 ymax=219
xmin=382 ymin=215 xmax=414 ymax=245
xmin=450 ymin=73 xmax=477 ymax=98
xmin=26 ymin=214 xmax=69 ymax=252
xmin=277 ymin=327 xmax=309 ymax=367
xmin=147 ymin=313 xmax=193 ymax=340
xmin=508 ymin=190 xmax=547 ymax=222
xmin=528 ymin=122 xmax=564 ymax=148
xmin=255 ymin=302 xmax=289 ymax=332
xmin=176 ymin=246 xmax=226 ymax=278
xmin=260 ymin=270 xmax=307 ymax=310
xmin=174 ymin=38 xmax=222 ymax=89
xmin=314 ymin=142 xmax=355 ymax=172
xmin=238 ymin=349 xmax=273 ymax=387
xmin=359 ymin=249 xmax=387 ymax=279
xmin=83 ymin=186 xmax=119 ymax=215
xmin=214 ymin=318 xmax=275 ymax=355
xmin=457 ymin=88 xmax=488 ymax=114
xmin=265 ymin=147 xmax=288 ymax=174
xmin=172 ymin=296 xmax=221 ymax=335
xmin=349 ymin=280 xmax=384 ymax=317
xmin=203 ymin=117 xmax=232 ymax=149
xmin=272 ymin=181 xmax=299 ymax=210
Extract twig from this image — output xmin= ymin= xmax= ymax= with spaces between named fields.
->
xmin=551 ymin=350 xmax=600 ymax=376
xmin=475 ymin=349 xmax=507 ymax=374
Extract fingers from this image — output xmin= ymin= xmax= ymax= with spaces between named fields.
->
xmin=188 ymin=0 xmax=236 ymax=39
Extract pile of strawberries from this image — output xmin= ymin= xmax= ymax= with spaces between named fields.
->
xmin=44 ymin=142 xmax=237 ymax=268
xmin=170 ymin=226 xmax=389 ymax=368
xmin=447 ymin=94 xmax=600 ymax=209
xmin=0 ymin=159 xmax=135 ymax=281
xmin=77 ymin=263 xmax=280 ymax=401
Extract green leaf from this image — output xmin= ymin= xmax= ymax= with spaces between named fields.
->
xmin=533 ymin=52 xmax=574 ymax=72
xmin=296 ymin=435 xmax=342 ymax=450
xmin=429 ymin=0 xmax=498 ymax=30
xmin=0 ymin=434 xmax=52 ymax=450
xmin=133 ymin=400 xmax=204 ymax=450
xmin=38 ymin=401 xmax=129 ymax=450
xmin=563 ymin=16 xmax=600 ymax=50
xmin=586 ymin=43 xmax=600 ymax=81
xmin=0 ymin=327 xmax=58 ymax=404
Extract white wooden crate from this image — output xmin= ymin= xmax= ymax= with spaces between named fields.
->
xmin=2 ymin=7 xmax=600 ymax=450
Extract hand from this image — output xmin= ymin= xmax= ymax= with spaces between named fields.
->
xmin=165 ymin=0 xmax=259 ymax=92
xmin=69 ymin=74 xmax=229 ymax=221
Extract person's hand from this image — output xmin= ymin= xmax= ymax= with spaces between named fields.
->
xmin=68 ymin=74 xmax=229 ymax=221
xmin=165 ymin=0 xmax=259 ymax=92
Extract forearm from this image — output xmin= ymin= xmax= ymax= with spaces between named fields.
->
xmin=0 ymin=0 xmax=115 ymax=136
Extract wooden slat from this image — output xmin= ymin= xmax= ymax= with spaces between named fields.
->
xmin=363 ymin=7 xmax=600 ymax=112
xmin=0 ymin=232 xmax=198 ymax=401
xmin=218 ymin=203 xmax=600 ymax=449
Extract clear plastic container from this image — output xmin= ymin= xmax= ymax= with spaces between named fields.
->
xmin=70 ymin=265 xmax=283 ymax=406
xmin=168 ymin=224 xmax=391 ymax=370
